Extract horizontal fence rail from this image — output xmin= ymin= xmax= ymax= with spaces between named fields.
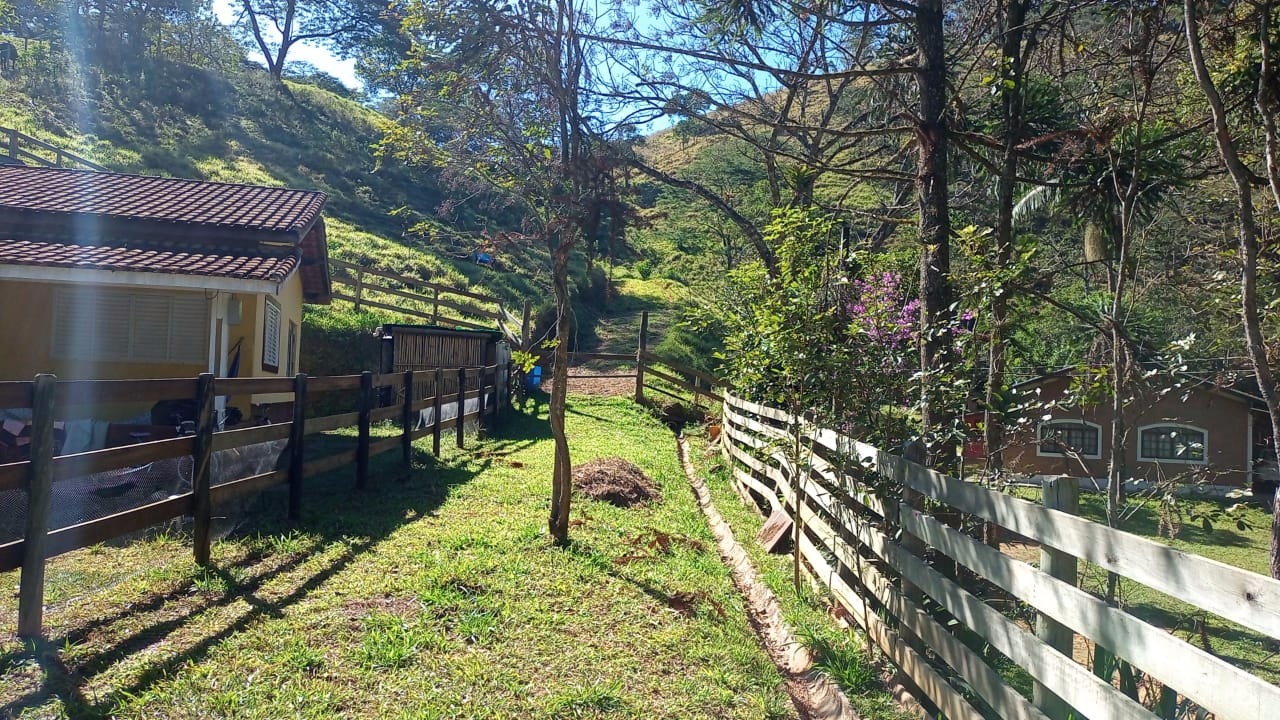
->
xmin=720 ymin=391 xmax=1280 ymax=720
xmin=2 ymin=126 xmax=109 ymax=171
xmin=328 ymin=259 xmax=517 ymax=340
xmin=1 ymin=364 xmax=510 ymax=639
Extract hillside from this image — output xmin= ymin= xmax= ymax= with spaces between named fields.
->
xmin=0 ymin=48 xmax=559 ymax=362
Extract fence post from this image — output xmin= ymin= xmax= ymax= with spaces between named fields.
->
xmin=432 ymin=367 xmax=443 ymax=457
xmin=1035 ymin=475 xmax=1080 ymax=720
xmin=478 ymin=367 xmax=488 ymax=440
xmin=357 ymin=370 xmax=373 ymax=489
xmin=17 ymin=374 xmax=56 ymax=639
xmin=401 ymin=369 xmax=414 ymax=475
xmin=432 ymin=287 xmax=440 ymax=324
xmin=456 ymin=367 xmax=466 ymax=449
xmin=353 ymin=269 xmax=364 ymax=312
xmin=192 ymin=373 xmax=215 ymax=566
xmin=521 ymin=300 xmax=532 ymax=351
xmin=634 ymin=310 xmax=648 ymax=404
xmin=7 ymin=129 xmax=18 ymax=162
xmin=288 ymin=373 xmax=307 ymax=522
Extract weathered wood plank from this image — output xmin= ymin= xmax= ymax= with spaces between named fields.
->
xmin=0 ymin=380 xmax=31 ymax=409
xmin=212 ymin=423 xmax=291 ymax=451
xmin=55 ymin=378 xmax=198 ymax=410
xmin=214 ymin=377 xmax=295 ymax=395
xmin=901 ymin=505 xmax=1280 ymax=720
xmin=640 ymin=351 xmax=722 ymax=387
xmin=305 ymin=411 xmax=361 ymax=435
xmin=209 ymin=470 xmax=288 ymax=504
xmin=0 ymin=460 xmax=28 ymax=492
xmin=306 ymin=375 xmax=363 ymax=393
xmin=44 ymin=494 xmax=192 ymax=561
xmin=368 ymin=436 xmax=400 ymax=458
xmin=333 ymin=280 xmax=502 ymax=321
xmin=53 ymin=436 xmax=195 ymax=481
xmin=799 ymin=497 xmax=1049 ymax=720
xmin=303 ymin=449 xmax=358 ymax=478
xmin=329 ymin=293 xmax=496 ymax=331
xmin=329 ymin=259 xmax=504 ymax=306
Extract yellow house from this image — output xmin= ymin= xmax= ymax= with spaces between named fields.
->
xmin=0 ymin=165 xmax=331 ymax=423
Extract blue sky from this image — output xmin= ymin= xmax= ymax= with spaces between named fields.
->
xmin=212 ymin=0 xmax=363 ymax=90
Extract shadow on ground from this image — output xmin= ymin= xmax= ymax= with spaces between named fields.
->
xmin=0 ymin=406 xmax=551 ymax=719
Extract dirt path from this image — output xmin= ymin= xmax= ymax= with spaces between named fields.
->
xmin=675 ymin=436 xmax=859 ymax=720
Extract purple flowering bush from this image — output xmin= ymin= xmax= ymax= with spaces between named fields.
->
xmin=846 ymin=272 xmax=921 ymax=348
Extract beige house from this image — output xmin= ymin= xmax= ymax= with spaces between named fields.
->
xmin=0 ymin=165 xmax=331 ymax=423
xmin=1003 ymin=371 xmax=1263 ymax=490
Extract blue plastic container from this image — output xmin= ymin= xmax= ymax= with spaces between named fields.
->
xmin=527 ymin=365 xmax=542 ymax=389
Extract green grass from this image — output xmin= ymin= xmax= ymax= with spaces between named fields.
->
xmin=0 ymin=397 xmax=797 ymax=719
xmin=683 ymin=433 xmax=913 ymax=720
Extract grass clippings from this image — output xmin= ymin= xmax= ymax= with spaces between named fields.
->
xmin=573 ymin=456 xmax=662 ymax=508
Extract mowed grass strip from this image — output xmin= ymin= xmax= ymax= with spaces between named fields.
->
xmin=0 ymin=397 xmax=796 ymax=719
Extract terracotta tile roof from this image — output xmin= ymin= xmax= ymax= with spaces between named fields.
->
xmin=0 ymin=166 xmax=326 ymax=235
xmin=0 ymin=240 xmax=299 ymax=282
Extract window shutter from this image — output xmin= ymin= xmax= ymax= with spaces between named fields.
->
xmin=169 ymin=296 xmax=210 ymax=363
xmin=262 ymin=297 xmax=281 ymax=371
xmin=53 ymin=287 xmax=208 ymax=365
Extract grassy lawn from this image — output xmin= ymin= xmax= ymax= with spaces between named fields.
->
xmin=1 ymin=397 xmax=797 ymax=719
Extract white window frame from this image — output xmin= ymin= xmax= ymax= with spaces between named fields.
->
xmin=1137 ymin=423 xmax=1208 ymax=465
xmin=262 ymin=296 xmax=282 ymax=372
xmin=1036 ymin=419 xmax=1103 ymax=460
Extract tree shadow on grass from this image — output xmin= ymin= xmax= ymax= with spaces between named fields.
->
xmin=0 ymin=406 xmax=553 ymax=719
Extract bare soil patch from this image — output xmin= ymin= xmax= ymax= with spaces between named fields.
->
xmin=541 ymin=369 xmax=635 ymax=397
xmin=573 ymin=457 xmax=662 ymax=507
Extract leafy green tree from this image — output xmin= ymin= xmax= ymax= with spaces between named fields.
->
xmin=232 ymin=0 xmax=377 ymax=80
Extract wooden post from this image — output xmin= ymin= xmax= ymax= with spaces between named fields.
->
xmin=353 ymin=269 xmax=364 ymax=312
xmin=478 ymin=367 xmax=488 ymax=440
xmin=432 ymin=287 xmax=440 ymax=325
xmin=521 ymin=300 xmax=532 ymax=351
xmin=456 ymin=367 xmax=466 ymax=449
xmin=401 ymin=369 xmax=414 ymax=474
xmin=432 ymin=367 xmax=443 ymax=457
xmin=192 ymin=373 xmax=215 ymax=566
xmin=1035 ymin=475 xmax=1080 ymax=720
xmin=357 ymin=370 xmax=373 ymax=489
xmin=635 ymin=310 xmax=649 ymax=404
xmin=7 ymin=129 xmax=18 ymax=162
xmin=288 ymin=373 xmax=307 ymax=522
xmin=54 ymin=149 xmax=64 ymax=167
xmin=17 ymin=374 xmax=56 ymax=639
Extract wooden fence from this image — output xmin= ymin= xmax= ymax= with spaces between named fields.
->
xmin=536 ymin=311 xmax=724 ymax=406
xmin=329 ymin=259 xmax=526 ymax=344
xmin=1 ymin=126 xmax=108 ymax=171
xmin=720 ymin=391 xmax=1280 ymax=720
xmin=0 ymin=365 xmax=508 ymax=639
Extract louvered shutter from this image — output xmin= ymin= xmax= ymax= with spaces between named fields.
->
xmin=262 ymin=297 xmax=281 ymax=371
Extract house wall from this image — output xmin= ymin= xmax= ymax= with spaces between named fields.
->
xmin=0 ymin=279 xmax=207 ymax=420
xmin=0 ymin=274 xmax=306 ymax=419
xmin=237 ymin=273 xmax=304 ymax=408
xmin=1003 ymin=376 xmax=1251 ymax=487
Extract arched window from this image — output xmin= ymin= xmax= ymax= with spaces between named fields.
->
xmin=1037 ymin=420 xmax=1102 ymax=459
xmin=1138 ymin=424 xmax=1207 ymax=464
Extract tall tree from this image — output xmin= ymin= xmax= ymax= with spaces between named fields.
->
xmin=385 ymin=0 xmax=619 ymax=545
xmin=233 ymin=0 xmax=374 ymax=80
xmin=1185 ymin=0 xmax=1280 ymax=579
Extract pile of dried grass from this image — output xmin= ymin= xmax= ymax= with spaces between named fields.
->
xmin=572 ymin=457 xmax=661 ymax=508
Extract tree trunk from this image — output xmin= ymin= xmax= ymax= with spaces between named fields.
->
xmin=548 ymin=239 xmax=573 ymax=546
xmin=916 ymin=0 xmax=953 ymax=455
xmin=983 ymin=0 xmax=1030 ymax=486
xmin=1186 ymin=0 xmax=1280 ymax=579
